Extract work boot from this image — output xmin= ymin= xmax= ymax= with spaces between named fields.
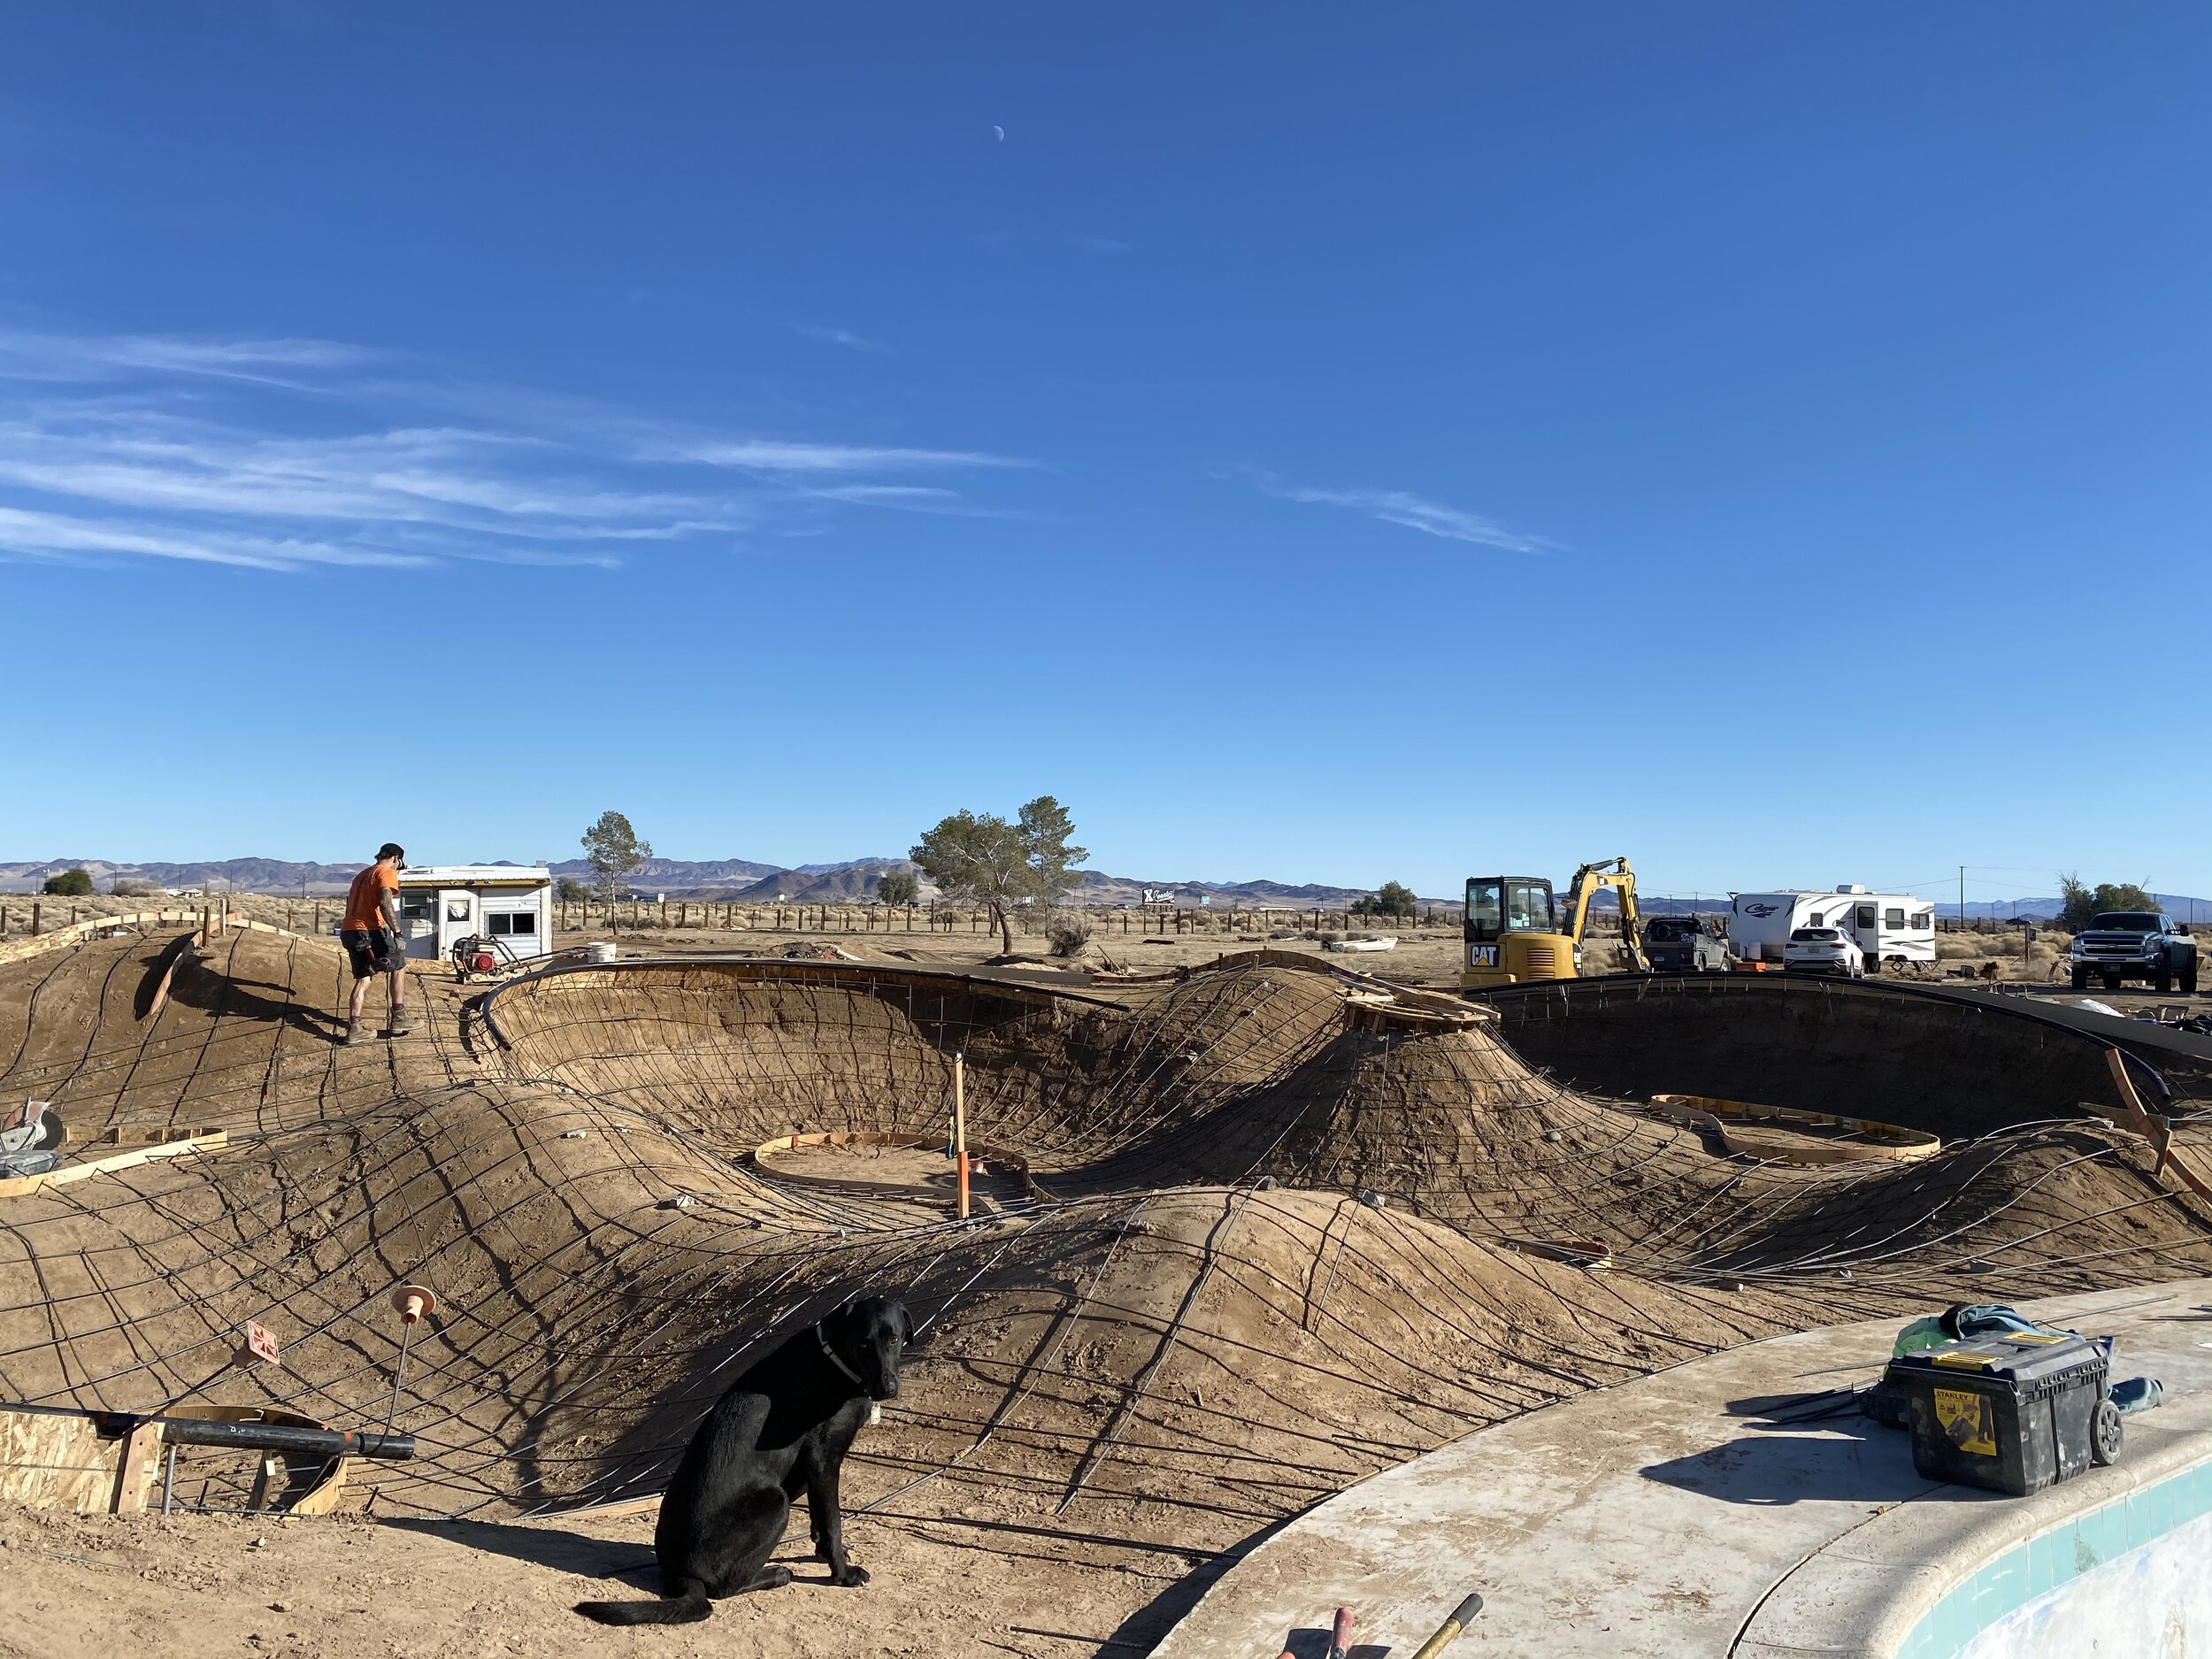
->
xmin=343 ymin=1021 xmax=362 ymax=1046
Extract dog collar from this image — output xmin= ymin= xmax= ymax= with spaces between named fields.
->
xmin=817 ymin=1325 xmax=867 ymax=1389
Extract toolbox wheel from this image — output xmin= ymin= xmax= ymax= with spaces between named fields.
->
xmin=2092 ymin=1397 xmax=2124 ymax=1467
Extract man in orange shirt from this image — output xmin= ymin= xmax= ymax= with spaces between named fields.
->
xmin=339 ymin=842 xmax=411 ymax=1044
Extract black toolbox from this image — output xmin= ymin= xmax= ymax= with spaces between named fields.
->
xmin=1885 ymin=1332 xmax=2108 ymax=1495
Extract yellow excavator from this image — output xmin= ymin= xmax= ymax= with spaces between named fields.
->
xmin=1459 ymin=856 xmax=1648 ymax=988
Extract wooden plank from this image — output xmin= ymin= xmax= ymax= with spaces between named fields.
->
xmin=0 ymin=1409 xmax=122 ymax=1514
xmin=110 ymin=1421 xmax=163 ymax=1515
xmin=0 ymin=1132 xmax=229 ymax=1201
xmin=102 ymin=1124 xmax=225 ymax=1147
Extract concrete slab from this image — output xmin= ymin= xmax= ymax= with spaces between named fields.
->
xmin=1150 ymin=1279 xmax=2212 ymax=1658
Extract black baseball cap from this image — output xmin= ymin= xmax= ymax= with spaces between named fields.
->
xmin=377 ymin=842 xmax=406 ymax=864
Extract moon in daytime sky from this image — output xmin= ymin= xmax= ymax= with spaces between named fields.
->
xmin=993 ymin=125 xmax=1004 ymax=141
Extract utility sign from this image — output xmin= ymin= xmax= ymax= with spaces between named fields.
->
xmin=239 ymin=1320 xmax=282 ymax=1366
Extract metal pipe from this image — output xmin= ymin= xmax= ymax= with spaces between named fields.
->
xmin=91 ymin=1413 xmax=414 ymax=1461
xmin=385 ymin=1317 xmax=419 ymax=1435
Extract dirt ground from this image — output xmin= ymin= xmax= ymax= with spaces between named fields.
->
xmin=0 ymin=1497 xmax=1138 ymax=1659
xmin=0 ymin=918 xmax=2205 ymax=1659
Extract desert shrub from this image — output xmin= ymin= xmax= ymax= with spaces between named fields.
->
xmin=554 ymin=877 xmax=589 ymax=902
xmin=1045 ymin=912 xmax=1094 ymax=957
xmin=877 ymin=871 xmax=918 ymax=907
xmin=1354 ymin=880 xmax=1417 ymax=919
xmin=2057 ymin=873 xmax=2157 ymax=933
xmin=41 ymin=868 xmax=93 ymax=896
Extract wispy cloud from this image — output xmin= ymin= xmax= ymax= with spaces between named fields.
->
xmin=682 ymin=439 xmax=1028 ymax=473
xmin=0 ymin=504 xmax=425 ymax=572
xmin=791 ymin=323 xmax=889 ymax=354
xmin=0 ymin=326 xmax=1033 ymax=574
xmin=1251 ymin=474 xmax=1549 ymax=553
xmin=0 ymin=328 xmax=373 ymax=388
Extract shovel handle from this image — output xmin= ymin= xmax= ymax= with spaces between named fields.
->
xmin=1409 ymin=1592 xmax=1486 ymax=1659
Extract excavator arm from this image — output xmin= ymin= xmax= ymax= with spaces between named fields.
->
xmin=1561 ymin=857 xmax=1650 ymax=973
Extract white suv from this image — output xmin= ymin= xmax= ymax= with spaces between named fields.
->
xmin=1784 ymin=926 xmax=1864 ymax=978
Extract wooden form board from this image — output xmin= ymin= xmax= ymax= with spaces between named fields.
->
xmin=0 ymin=1405 xmax=352 ymax=1517
xmin=0 ymin=1409 xmax=157 ymax=1515
xmin=0 ymin=1133 xmax=228 ymax=1201
xmin=1647 ymin=1094 xmax=1940 ymax=1165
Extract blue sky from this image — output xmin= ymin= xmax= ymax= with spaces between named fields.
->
xmin=3 ymin=4 xmax=2208 ymax=903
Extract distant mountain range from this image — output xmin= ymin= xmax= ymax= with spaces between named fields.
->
xmin=0 ymin=854 xmax=1447 ymax=908
xmin=9 ymin=856 xmax=2205 ymax=923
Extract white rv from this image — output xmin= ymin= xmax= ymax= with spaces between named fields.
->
xmin=1730 ymin=886 xmax=1937 ymax=972
xmin=394 ymin=865 xmax=555 ymax=966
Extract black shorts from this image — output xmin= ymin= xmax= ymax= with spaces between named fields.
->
xmin=340 ymin=928 xmax=406 ymax=980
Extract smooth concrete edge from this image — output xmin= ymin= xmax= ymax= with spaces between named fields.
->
xmin=1737 ymin=1376 xmax=2212 ymax=1656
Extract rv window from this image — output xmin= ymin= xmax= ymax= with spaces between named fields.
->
xmin=1808 ymin=912 xmax=1824 ymax=927
xmin=488 ymin=911 xmax=537 ymax=937
xmin=1856 ymin=905 xmax=1876 ymax=928
xmin=1885 ymin=908 xmax=1904 ymax=929
xmin=399 ymin=894 xmax=435 ymax=922
xmin=1915 ymin=911 xmax=1933 ymax=930
xmin=447 ymin=900 xmax=472 ymax=922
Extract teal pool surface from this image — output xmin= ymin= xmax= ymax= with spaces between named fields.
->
xmin=1897 ymin=1455 xmax=2212 ymax=1657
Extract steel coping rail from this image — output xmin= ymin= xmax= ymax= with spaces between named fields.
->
xmin=1463 ymin=970 xmax=2189 ymax=1103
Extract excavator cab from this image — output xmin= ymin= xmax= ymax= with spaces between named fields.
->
xmin=1461 ymin=857 xmax=1649 ymax=989
xmin=1461 ymin=876 xmax=1576 ymax=987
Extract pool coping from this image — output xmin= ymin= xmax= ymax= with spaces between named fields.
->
xmin=1737 ymin=1387 xmax=2212 ymax=1656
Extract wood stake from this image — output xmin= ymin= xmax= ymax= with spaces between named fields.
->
xmin=953 ymin=1052 xmax=970 ymax=1220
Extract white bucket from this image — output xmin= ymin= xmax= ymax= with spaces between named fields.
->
xmin=584 ymin=941 xmax=618 ymax=964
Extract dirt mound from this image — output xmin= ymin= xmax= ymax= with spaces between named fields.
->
xmin=1 ymin=931 xmax=2208 ymax=1655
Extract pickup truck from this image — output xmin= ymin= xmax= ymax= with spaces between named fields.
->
xmin=2069 ymin=911 xmax=2199 ymax=994
xmin=1645 ymin=915 xmax=1731 ymax=973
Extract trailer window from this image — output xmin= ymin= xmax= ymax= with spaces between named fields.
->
xmin=1915 ymin=911 xmax=1933 ymax=929
xmin=488 ymin=911 xmax=536 ymax=937
xmin=1856 ymin=905 xmax=1876 ymax=928
xmin=1885 ymin=908 xmax=1904 ymax=928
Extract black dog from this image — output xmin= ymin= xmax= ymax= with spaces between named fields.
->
xmin=575 ymin=1295 xmax=912 ymax=1626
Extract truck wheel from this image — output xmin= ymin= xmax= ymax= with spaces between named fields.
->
xmin=2071 ymin=964 xmax=2092 ymax=991
xmin=2156 ymin=970 xmax=2173 ymax=995
xmin=2103 ymin=969 xmax=2123 ymax=993
xmin=2092 ymin=1397 xmax=2124 ymax=1467
xmin=2185 ymin=964 xmax=2200 ymax=995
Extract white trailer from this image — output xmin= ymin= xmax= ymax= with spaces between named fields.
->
xmin=1730 ymin=885 xmax=1937 ymax=971
xmin=394 ymin=865 xmax=555 ymax=966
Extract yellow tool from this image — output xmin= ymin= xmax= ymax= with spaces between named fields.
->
xmin=1409 ymin=1591 xmax=1485 ymax=1657
xmin=1461 ymin=857 xmax=1647 ymax=988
